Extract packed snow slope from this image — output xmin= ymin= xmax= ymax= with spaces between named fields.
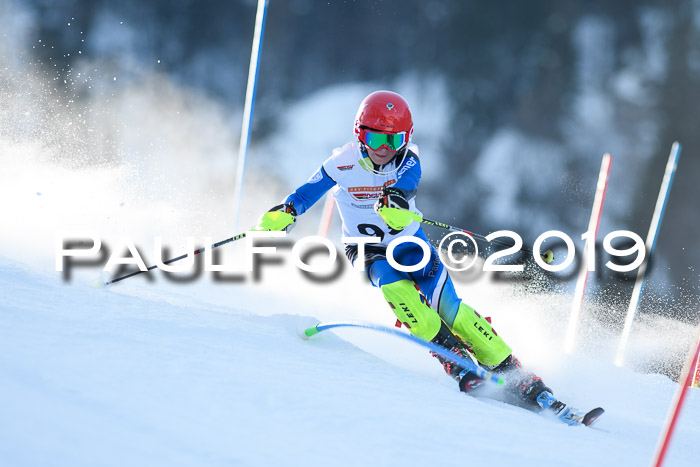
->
xmin=1 ymin=253 xmax=698 ymax=467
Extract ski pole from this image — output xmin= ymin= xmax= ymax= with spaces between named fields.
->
xmin=413 ymin=214 xmax=554 ymax=263
xmin=103 ymin=232 xmax=248 ymax=286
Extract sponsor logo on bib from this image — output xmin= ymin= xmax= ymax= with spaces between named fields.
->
xmin=347 ymin=179 xmax=396 ymax=201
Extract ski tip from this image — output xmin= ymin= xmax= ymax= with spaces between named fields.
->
xmin=583 ymin=407 xmax=605 ymax=426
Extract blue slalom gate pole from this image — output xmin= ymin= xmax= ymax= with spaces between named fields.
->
xmin=615 ymin=142 xmax=682 ymax=366
xmin=232 ymin=0 xmax=269 ymax=232
xmin=302 ymin=320 xmax=504 ymax=386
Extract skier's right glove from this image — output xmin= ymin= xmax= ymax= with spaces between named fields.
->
xmin=252 ymin=203 xmax=297 ymax=232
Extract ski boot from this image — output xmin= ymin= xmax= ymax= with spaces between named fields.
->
xmin=535 ymin=391 xmax=580 ymax=425
xmin=491 ymin=355 xmax=604 ymax=426
xmin=490 ymin=354 xmax=552 ymax=409
xmin=430 ymin=322 xmax=486 ymax=393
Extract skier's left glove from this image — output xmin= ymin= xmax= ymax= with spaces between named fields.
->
xmin=252 ymin=203 xmax=297 ymax=232
xmin=374 ymin=187 xmax=420 ymax=231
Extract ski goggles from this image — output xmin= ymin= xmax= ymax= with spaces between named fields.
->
xmin=360 ymin=129 xmax=408 ymax=151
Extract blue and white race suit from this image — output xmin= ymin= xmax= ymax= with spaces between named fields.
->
xmin=283 ymin=142 xmax=463 ymax=327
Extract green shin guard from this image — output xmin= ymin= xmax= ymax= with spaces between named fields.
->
xmin=451 ymin=303 xmax=512 ymax=367
xmin=380 ymin=280 xmax=442 ymax=342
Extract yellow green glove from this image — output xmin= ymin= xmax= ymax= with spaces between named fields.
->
xmin=252 ymin=203 xmax=297 ymax=231
xmin=374 ymin=187 xmax=420 ymax=231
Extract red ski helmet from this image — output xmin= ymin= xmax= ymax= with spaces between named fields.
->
xmin=354 ymin=91 xmax=413 ymax=152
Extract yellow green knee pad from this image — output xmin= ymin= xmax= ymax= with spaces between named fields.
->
xmin=380 ymin=280 xmax=441 ymax=342
xmin=451 ymin=302 xmax=512 ymax=366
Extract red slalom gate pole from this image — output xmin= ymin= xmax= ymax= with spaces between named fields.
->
xmin=651 ymin=326 xmax=700 ymax=466
xmin=693 ymin=350 xmax=700 ymax=388
xmin=317 ymin=194 xmax=336 ymax=237
xmin=564 ymin=153 xmax=612 ymax=354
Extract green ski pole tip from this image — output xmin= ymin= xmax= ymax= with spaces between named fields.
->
xmin=541 ymin=250 xmax=554 ymax=264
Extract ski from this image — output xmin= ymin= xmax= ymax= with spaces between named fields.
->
xmin=537 ymin=391 xmax=604 ymax=427
xmin=302 ymin=321 xmax=605 ymax=427
xmin=582 ymin=407 xmax=605 ymax=426
xmin=556 ymin=405 xmax=605 ymax=427
xmin=552 ymin=405 xmax=605 ymax=427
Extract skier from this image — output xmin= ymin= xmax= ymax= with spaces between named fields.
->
xmin=253 ymin=90 xmax=569 ymax=418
